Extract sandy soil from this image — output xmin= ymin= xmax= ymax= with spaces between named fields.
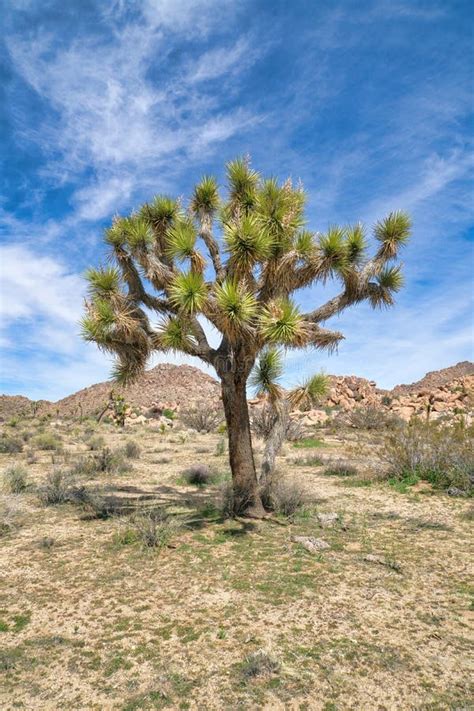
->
xmin=0 ymin=420 xmax=473 ymax=710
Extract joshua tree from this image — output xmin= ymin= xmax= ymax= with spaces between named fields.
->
xmin=82 ymin=158 xmax=411 ymax=517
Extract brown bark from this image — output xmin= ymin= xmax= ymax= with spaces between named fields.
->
xmin=221 ymin=375 xmax=266 ymax=518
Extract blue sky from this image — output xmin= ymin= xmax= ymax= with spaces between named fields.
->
xmin=0 ymin=0 xmax=473 ymax=401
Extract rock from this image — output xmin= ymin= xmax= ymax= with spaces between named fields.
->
xmin=316 ymin=512 xmax=339 ymax=528
xmin=291 ymin=536 xmax=330 ymax=553
xmin=447 ymin=487 xmax=469 ymax=497
xmin=363 ymin=554 xmax=402 ymax=572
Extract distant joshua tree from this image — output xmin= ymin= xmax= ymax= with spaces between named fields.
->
xmin=82 ymin=158 xmax=411 ymax=517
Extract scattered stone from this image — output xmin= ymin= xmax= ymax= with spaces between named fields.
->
xmin=316 ymin=512 xmax=339 ymax=528
xmin=291 ymin=535 xmax=330 ymax=553
xmin=363 ymin=554 xmax=402 ymax=573
xmin=447 ymin=487 xmax=469 ymax=497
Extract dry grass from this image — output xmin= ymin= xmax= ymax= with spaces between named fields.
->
xmin=0 ymin=418 xmax=472 ymax=710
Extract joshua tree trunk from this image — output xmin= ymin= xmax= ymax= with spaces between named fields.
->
xmin=260 ymin=400 xmax=289 ymax=484
xmin=221 ymin=374 xmax=266 ymax=518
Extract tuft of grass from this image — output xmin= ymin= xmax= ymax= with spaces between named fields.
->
xmin=122 ymin=509 xmax=180 ymax=549
xmin=388 ymin=472 xmax=420 ymax=493
xmin=0 ymin=434 xmax=24 ymax=454
xmin=34 ymin=432 xmax=62 ymax=451
xmin=323 ymin=461 xmax=358 ymax=477
xmin=2 ymin=465 xmax=29 ymax=493
xmin=87 ymin=435 xmax=105 ymax=451
xmin=261 ymin=476 xmax=310 ymax=517
xmin=240 ymin=649 xmax=281 ymax=679
xmin=292 ymin=437 xmax=325 ymax=449
xmin=182 ymin=464 xmax=215 ymax=487
xmin=39 ymin=470 xmax=72 ymax=505
xmin=123 ymin=440 xmax=141 ymax=459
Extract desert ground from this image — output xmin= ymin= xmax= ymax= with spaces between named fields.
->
xmin=1 ymin=415 xmax=473 ymax=711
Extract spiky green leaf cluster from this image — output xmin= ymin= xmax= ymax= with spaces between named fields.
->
xmin=224 ymin=215 xmax=273 ymax=270
xmin=168 ymin=271 xmax=208 ymax=313
xmin=288 ymin=372 xmax=329 ymax=410
xmin=214 ymin=280 xmax=257 ymax=335
xmin=122 ymin=216 xmax=154 ymax=249
xmin=374 ymin=211 xmax=411 ymax=258
xmin=191 ymin=176 xmax=220 ymax=215
xmin=294 ymin=230 xmax=316 ymax=258
xmin=156 ymin=316 xmax=195 ymax=353
xmin=166 ymin=217 xmax=197 ymax=260
xmin=259 ymin=299 xmax=309 ymax=346
xmin=249 ymin=348 xmax=284 ymax=401
xmin=345 ymin=224 xmax=367 ymax=264
xmin=227 ymin=158 xmax=259 ymax=212
xmin=85 ymin=267 xmax=121 ymax=296
xmin=319 ymin=227 xmax=348 ymax=276
xmin=140 ymin=195 xmax=179 ymax=233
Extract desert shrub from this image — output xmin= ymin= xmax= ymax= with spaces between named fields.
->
xmin=2 ymin=465 xmax=29 ymax=494
xmin=349 ymin=405 xmax=400 ymax=431
xmin=127 ymin=509 xmax=179 ymax=548
xmin=123 ymin=440 xmax=141 ymax=459
xmin=293 ymin=454 xmax=324 ymax=467
xmin=241 ymin=649 xmax=281 ymax=678
xmin=181 ymin=405 xmax=223 ymax=433
xmin=382 ymin=420 xmax=473 ymax=491
xmin=323 ymin=460 xmax=358 ymax=477
xmin=0 ymin=434 xmax=23 ymax=454
xmin=0 ymin=503 xmax=21 ymax=537
xmin=182 ymin=464 xmax=214 ymax=487
xmin=87 ymin=435 xmax=105 ymax=451
xmin=71 ymin=488 xmax=122 ymax=519
xmin=162 ymin=408 xmax=175 ymax=420
xmin=215 ymin=438 xmax=226 ymax=456
xmin=25 ymin=449 xmax=38 ymax=465
xmin=34 ymin=432 xmax=62 ymax=451
xmin=219 ymin=482 xmax=253 ymax=518
xmin=250 ymin=406 xmax=275 ymax=439
xmin=94 ymin=447 xmax=130 ymax=474
xmin=250 ymin=406 xmax=303 ymax=441
xmin=39 ymin=470 xmax=72 ymax=505
xmin=261 ymin=477 xmax=309 ymax=517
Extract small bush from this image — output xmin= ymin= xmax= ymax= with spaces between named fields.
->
xmin=323 ymin=461 xmax=358 ymax=477
xmin=25 ymin=449 xmax=38 ymax=465
xmin=261 ymin=477 xmax=309 ymax=516
xmin=293 ymin=454 xmax=324 ymax=467
xmin=241 ymin=649 xmax=281 ymax=679
xmin=0 ymin=503 xmax=21 ymax=537
xmin=128 ymin=509 xmax=179 ymax=548
xmin=2 ymin=466 xmax=29 ymax=494
xmin=215 ymin=438 xmax=226 ymax=456
xmin=39 ymin=470 xmax=71 ymax=505
xmin=87 ymin=435 xmax=105 ymax=451
xmin=349 ymin=406 xmax=400 ymax=431
xmin=0 ymin=434 xmax=23 ymax=454
xmin=181 ymin=405 xmax=223 ymax=433
xmin=382 ymin=420 xmax=473 ymax=491
xmin=124 ymin=441 xmax=141 ymax=459
xmin=162 ymin=408 xmax=175 ymax=420
xmin=182 ymin=465 xmax=214 ymax=487
xmin=94 ymin=447 xmax=131 ymax=474
xmin=34 ymin=432 xmax=62 ymax=451
xmin=219 ymin=482 xmax=255 ymax=518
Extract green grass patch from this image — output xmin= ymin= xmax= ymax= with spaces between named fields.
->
xmin=293 ymin=437 xmax=325 ymax=449
xmin=388 ymin=472 xmax=420 ymax=493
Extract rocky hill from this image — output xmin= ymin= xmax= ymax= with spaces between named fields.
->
xmin=0 ymin=361 xmax=473 ymax=423
xmin=392 ymin=361 xmax=474 ymax=394
xmin=0 ymin=364 xmax=221 ymax=420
